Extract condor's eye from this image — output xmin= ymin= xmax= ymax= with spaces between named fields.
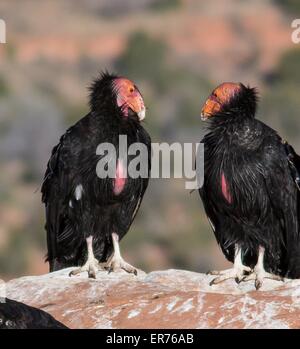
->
xmin=129 ymin=87 xmax=134 ymax=93
xmin=211 ymin=92 xmax=218 ymax=101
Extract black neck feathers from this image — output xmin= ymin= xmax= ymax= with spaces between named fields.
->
xmin=88 ymin=71 xmax=119 ymax=116
xmin=208 ymin=84 xmax=258 ymax=130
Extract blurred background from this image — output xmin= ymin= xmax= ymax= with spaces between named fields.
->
xmin=0 ymin=0 xmax=300 ymax=280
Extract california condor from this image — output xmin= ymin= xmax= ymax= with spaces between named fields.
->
xmin=0 ymin=298 xmax=67 ymax=329
xmin=42 ymin=72 xmax=151 ymax=278
xmin=198 ymin=82 xmax=300 ymax=289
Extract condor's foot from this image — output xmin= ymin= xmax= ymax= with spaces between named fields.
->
xmin=103 ymin=254 xmax=137 ymax=275
xmin=208 ymin=265 xmax=252 ymax=286
xmin=242 ymin=269 xmax=284 ymax=290
xmin=242 ymin=246 xmax=284 ymax=290
xmin=69 ymin=257 xmax=100 ymax=279
xmin=69 ymin=235 xmax=100 ymax=278
xmin=101 ymin=232 xmax=138 ymax=275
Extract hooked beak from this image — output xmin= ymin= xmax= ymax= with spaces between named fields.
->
xmin=201 ymin=111 xmax=208 ymax=121
xmin=137 ymin=108 xmax=146 ymax=121
xmin=200 ymin=97 xmax=220 ymax=121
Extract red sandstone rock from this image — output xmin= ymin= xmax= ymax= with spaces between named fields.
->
xmin=2 ymin=268 xmax=300 ymax=329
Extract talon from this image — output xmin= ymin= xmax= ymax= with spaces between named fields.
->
xmin=103 ymin=233 xmax=139 ymax=275
xmin=209 ymin=276 xmax=227 ymax=285
xmin=245 ymin=246 xmax=285 ymax=290
xmin=209 ymin=278 xmax=217 ymax=286
xmin=240 ymin=275 xmax=248 ymax=282
xmin=208 ymin=266 xmax=251 ymax=286
xmin=88 ymin=271 xmax=96 ymax=279
xmin=105 ymin=258 xmax=138 ymax=275
xmin=69 ymin=236 xmax=100 ymax=278
xmin=255 ymin=279 xmax=262 ymax=290
xmin=69 ymin=258 xmax=99 ymax=278
xmin=235 ymin=277 xmax=242 ymax=284
xmin=244 ymin=268 xmax=284 ymax=290
xmin=69 ymin=268 xmax=82 ymax=277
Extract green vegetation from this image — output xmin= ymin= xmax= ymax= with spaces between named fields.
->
xmin=115 ymin=31 xmax=171 ymax=92
xmin=0 ymin=75 xmax=9 ymax=97
xmin=260 ymin=49 xmax=300 ymax=140
xmin=275 ymin=49 xmax=300 ymax=85
xmin=63 ymin=103 xmax=89 ymax=125
xmin=274 ymin=0 xmax=300 ymax=15
xmin=5 ymin=43 xmax=17 ymax=61
xmin=150 ymin=0 xmax=182 ymax=12
xmin=21 ymin=165 xmax=38 ymax=183
xmin=0 ymin=231 xmax=29 ymax=277
xmin=261 ymin=86 xmax=300 ymax=138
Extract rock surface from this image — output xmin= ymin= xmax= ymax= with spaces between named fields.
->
xmin=2 ymin=268 xmax=300 ymax=329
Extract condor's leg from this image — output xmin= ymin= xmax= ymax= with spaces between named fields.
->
xmin=69 ymin=235 xmax=99 ymax=278
xmin=242 ymin=246 xmax=284 ymax=290
xmin=104 ymin=233 xmax=137 ymax=275
xmin=208 ymin=244 xmax=252 ymax=285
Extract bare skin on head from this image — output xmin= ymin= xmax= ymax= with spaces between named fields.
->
xmin=113 ymin=78 xmax=146 ymax=120
xmin=201 ymin=82 xmax=242 ymax=120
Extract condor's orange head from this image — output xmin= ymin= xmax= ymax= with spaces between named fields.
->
xmin=113 ymin=78 xmax=145 ymax=121
xmin=201 ymin=82 xmax=242 ymax=120
xmin=89 ymin=72 xmax=146 ymax=121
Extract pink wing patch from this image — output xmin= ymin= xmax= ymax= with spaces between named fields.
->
xmin=113 ymin=159 xmax=127 ymax=195
xmin=221 ymin=172 xmax=232 ymax=204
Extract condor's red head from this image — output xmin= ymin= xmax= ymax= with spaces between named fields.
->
xmin=201 ymin=82 xmax=242 ymax=120
xmin=89 ymin=72 xmax=146 ymax=122
xmin=113 ymin=78 xmax=145 ymax=121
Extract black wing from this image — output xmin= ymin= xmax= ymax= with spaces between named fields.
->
xmin=41 ymin=116 xmax=93 ymax=270
xmin=42 ymin=134 xmax=75 ymax=271
xmin=246 ymin=136 xmax=300 ymax=277
xmin=198 ymin=132 xmax=230 ymax=259
xmin=0 ymin=298 xmax=67 ymax=329
xmin=280 ymin=140 xmax=300 ymax=277
xmin=199 ymin=130 xmax=300 ymax=275
xmin=113 ymin=126 xmax=152 ymax=240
